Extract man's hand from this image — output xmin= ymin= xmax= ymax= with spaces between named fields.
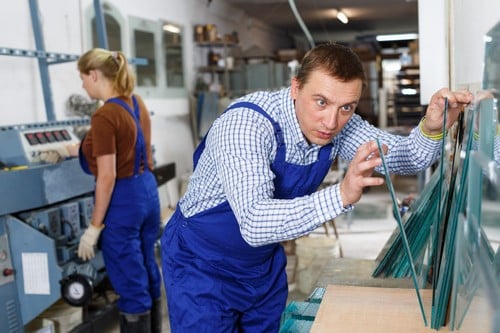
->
xmin=78 ymin=224 xmax=104 ymax=261
xmin=339 ymin=141 xmax=386 ymax=207
xmin=422 ymin=88 xmax=473 ymax=135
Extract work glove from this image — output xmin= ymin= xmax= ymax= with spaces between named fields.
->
xmin=77 ymin=224 xmax=104 ymax=261
xmin=38 ymin=146 xmax=70 ymax=164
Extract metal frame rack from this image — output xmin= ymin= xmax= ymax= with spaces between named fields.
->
xmin=0 ymin=0 xmax=109 ymax=121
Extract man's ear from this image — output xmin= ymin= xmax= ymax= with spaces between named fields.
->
xmin=290 ymin=77 xmax=300 ymax=99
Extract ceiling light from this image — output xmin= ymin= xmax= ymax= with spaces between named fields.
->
xmin=163 ymin=24 xmax=180 ymax=34
xmin=336 ymin=10 xmax=349 ymax=24
xmin=376 ymin=33 xmax=418 ymax=42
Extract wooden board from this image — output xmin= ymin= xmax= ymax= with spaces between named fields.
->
xmin=310 ymin=284 xmax=446 ymax=333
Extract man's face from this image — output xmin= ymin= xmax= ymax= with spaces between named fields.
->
xmin=291 ymin=69 xmax=363 ymax=146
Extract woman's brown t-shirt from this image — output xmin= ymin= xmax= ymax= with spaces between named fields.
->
xmin=81 ymin=94 xmax=153 ymax=178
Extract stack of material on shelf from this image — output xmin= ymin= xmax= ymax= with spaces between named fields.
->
xmin=279 ymin=287 xmax=325 ymax=333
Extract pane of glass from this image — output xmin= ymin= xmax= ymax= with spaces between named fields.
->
xmin=477 ymin=96 xmax=500 ymax=255
xmin=479 ymin=20 xmax=500 ymax=263
xmin=483 ymin=21 xmax=500 ymax=94
xmin=432 ymin=100 xmax=475 ymax=328
xmin=162 ymin=23 xmax=185 ymax=88
xmin=450 ymin=92 xmax=500 ymax=331
xmin=481 ymin=165 xmax=500 ymax=255
xmin=376 ymin=138 xmax=428 ymax=326
xmin=134 ymin=30 xmax=156 ymax=87
xmin=371 ymin=170 xmax=440 ymax=281
xmin=431 ymin=98 xmax=449 ymax=293
xmin=451 ymin=214 xmax=496 ymax=332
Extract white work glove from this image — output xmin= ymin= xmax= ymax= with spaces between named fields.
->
xmin=39 ymin=146 xmax=70 ymax=164
xmin=78 ymin=224 xmax=104 ymax=261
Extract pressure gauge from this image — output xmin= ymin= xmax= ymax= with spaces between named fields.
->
xmin=60 ymin=273 xmax=93 ymax=306
xmin=69 ymin=281 xmax=84 ymax=298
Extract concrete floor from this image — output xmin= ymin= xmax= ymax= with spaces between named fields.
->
xmin=49 ymin=174 xmax=419 ymax=333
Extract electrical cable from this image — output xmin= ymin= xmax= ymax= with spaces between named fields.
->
xmin=287 ymin=0 xmax=315 ymax=49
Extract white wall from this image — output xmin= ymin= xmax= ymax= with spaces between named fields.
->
xmin=418 ymin=0 xmax=449 ymax=103
xmin=419 ymin=0 xmax=500 ymax=101
xmin=0 ymin=0 xmax=289 ymax=125
xmin=0 ymin=0 xmax=288 ymax=209
xmin=450 ymin=0 xmax=500 ymax=90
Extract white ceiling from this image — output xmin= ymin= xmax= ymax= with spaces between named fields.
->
xmin=224 ymin=0 xmax=419 ymax=44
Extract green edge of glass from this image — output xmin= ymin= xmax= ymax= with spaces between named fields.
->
xmin=375 ymin=137 xmax=429 ymax=326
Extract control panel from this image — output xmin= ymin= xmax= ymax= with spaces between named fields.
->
xmin=0 ymin=119 xmax=87 ymax=167
xmin=0 ymin=120 xmax=103 ymax=331
xmin=23 ymin=128 xmax=73 ymax=145
xmin=21 ymin=126 xmax=80 ymax=164
xmin=16 ymin=195 xmax=94 ymax=265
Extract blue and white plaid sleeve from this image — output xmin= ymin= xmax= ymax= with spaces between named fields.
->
xmin=184 ymin=111 xmax=440 ymax=247
xmin=338 ymin=116 xmax=442 ymax=174
xmin=205 ymin=109 xmax=345 ymax=246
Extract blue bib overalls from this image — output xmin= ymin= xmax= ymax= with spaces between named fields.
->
xmin=80 ymin=96 xmax=161 ymax=314
xmin=161 ymin=102 xmax=333 ymax=332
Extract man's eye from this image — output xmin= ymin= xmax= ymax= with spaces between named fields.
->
xmin=341 ymin=105 xmax=354 ymax=113
xmin=317 ymin=99 xmax=326 ymax=107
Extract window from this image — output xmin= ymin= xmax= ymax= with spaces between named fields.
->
xmin=91 ymin=13 xmax=122 ymax=51
xmin=163 ymin=22 xmax=185 ymax=88
xmin=85 ymin=4 xmax=187 ymax=98
xmin=134 ymin=29 xmax=157 ymax=87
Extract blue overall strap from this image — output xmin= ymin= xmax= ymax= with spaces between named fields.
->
xmin=226 ymin=102 xmax=285 ymax=148
xmin=78 ymin=133 xmax=92 ymax=175
xmin=106 ymin=95 xmax=148 ymax=175
xmin=193 ymin=101 xmax=285 ymax=169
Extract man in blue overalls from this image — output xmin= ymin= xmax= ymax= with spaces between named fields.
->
xmin=161 ymin=43 xmax=472 ymax=332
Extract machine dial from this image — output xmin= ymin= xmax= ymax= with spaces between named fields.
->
xmin=60 ymin=273 xmax=93 ymax=306
xmin=69 ymin=281 xmax=84 ymax=298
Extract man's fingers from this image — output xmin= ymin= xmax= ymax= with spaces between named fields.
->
xmin=432 ymin=88 xmax=473 ymax=109
xmin=449 ymin=90 xmax=474 ymax=107
xmin=353 ymin=140 xmax=385 ymax=163
xmin=340 ymin=141 xmax=387 ymax=206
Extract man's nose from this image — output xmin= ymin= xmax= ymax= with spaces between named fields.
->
xmin=323 ymin=108 xmax=338 ymax=130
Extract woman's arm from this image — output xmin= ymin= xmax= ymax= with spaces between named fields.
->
xmin=91 ymin=153 xmax=116 ymax=227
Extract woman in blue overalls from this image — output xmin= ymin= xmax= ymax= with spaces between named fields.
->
xmin=76 ymin=48 xmax=162 ymax=333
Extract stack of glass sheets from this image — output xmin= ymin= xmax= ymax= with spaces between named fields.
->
xmin=372 ymin=21 xmax=500 ymax=330
xmin=372 ymin=92 xmax=500 ymax=331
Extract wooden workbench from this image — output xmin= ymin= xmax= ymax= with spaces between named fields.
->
xmin=282 ymin=257 xmax=491 ymax=332
xmin=310 ymin=285 xmax=436 ymax=332
xmin=310 ymin=284 xmax=490 ymax=333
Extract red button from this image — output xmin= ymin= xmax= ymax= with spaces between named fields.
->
xmin=3 ymin=268 xmax=14 ymax=276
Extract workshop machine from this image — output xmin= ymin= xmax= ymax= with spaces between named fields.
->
xmin=0 ymin=119 xmax=109 ymax=332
